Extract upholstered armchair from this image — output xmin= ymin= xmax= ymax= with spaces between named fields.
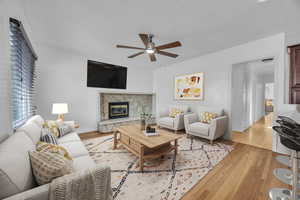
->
xmin=184 ymin=107 xmax=228 ymax=144
xmin=157 ymin=105 xmax=189 ymax=133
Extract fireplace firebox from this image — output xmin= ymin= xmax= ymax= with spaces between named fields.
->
xmin=108 ymin=102 xmax=129 ymax=119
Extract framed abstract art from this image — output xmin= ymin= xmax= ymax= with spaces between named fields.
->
xmin=174 ymin=72 xmax=204 ymax=100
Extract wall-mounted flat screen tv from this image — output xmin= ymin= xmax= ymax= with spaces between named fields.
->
xmin=87 ymin=60 xmax=127 ymax=89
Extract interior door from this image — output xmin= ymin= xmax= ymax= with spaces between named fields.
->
xmin=289 ymin=45 xmax=300 ymax=103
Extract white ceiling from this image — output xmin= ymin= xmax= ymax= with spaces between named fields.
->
xmin=21 ymin=0 xmax=300 ymax=68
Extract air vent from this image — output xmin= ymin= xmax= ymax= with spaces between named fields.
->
xmin=262 ymin=58 xmax=274 ymax=62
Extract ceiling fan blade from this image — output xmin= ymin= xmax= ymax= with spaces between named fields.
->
xmin=157 ymin=50 xmax=178 ymax=58
xmin=139 ymin=34 xmax=149 ymax=47
xmin=156 ymin=41 xmax=182 ymax=50
xmin=116 ymin=45 xmax=145 ymax=50
xmin=149 ymin=53 xmax=156 ymax=62
xmin=128 ymin=51 xmax=144 ymax=58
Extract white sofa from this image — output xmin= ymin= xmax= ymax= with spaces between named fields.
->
xmin=157 ymin=105 xmax=189 ymax=133
xmin=184 ymin=106 xmax=228 ymax=144
xmin=0 ymin=115 xmax=111 ymax=200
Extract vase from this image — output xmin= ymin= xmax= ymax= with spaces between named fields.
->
xmin=140 ymin=119 xmax=146 ymax=131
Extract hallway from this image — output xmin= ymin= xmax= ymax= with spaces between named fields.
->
xmin=231 ymin=113 xmax=273 ymax=150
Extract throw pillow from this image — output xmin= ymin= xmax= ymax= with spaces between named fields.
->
xmin=36 ymin=141 xmax=72 ymax=161
xmin=29 ymin=151 xmax=73 ymax=185
xmin=44 ymin=120 xmax=60 ymax=137
xmin=57 ymin=124 xmax=74 ymax=137
xmin=169 ymin=108 xmax=183 ymax=118
xmin=40 ymin=132 xmax=58 ymax=145
xmin=200 ymin=112 xmax=218 ymax=124
xmin=41 ymin=126 xmax=52 ymax=137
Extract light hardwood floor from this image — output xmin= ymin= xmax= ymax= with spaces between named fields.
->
xmin=80 ymin=129 xmax=287 ymax=200
xmin=231 ymin=113 xmax=273 ymax=150
xmin=182 ymin=142 xmax=287 ymax=200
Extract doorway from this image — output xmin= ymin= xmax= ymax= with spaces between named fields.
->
xmin=231 ymin=59 xmax=275 ymax=150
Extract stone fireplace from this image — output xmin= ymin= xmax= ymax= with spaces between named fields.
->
xmin=108 ymin=102 xmax=129 ymax=119
xmin=98 ymin=92 xmax=155 ymax=133
xmin=99 ymin=93 xmax=153 ymax=121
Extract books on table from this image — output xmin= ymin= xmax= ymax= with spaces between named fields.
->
xmin=143 ymin=131 xmax=159 ymax=137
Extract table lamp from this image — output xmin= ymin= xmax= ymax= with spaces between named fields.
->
xmin=52 ymin=103 xmax=69 ymax=121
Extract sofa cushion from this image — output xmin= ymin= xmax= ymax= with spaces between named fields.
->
xmin=59 ymin=141 xmax=89 ymax=158
xmin=17 ymin=122 xmax=41 ymax=144
xmin=0 ymin=132 xmax=36 ymax=199
xmin=73 ymin=156 xmax=96 ymax=172
xmin=26 ymin=115 xmax=45 ymax=128
xmin=189 ymin=122 xmax=210 ymax=136
xmin=158 ymin=117 xmax=174 ymax=127
xmin=57 ymin=132 xmax=81 ymax=144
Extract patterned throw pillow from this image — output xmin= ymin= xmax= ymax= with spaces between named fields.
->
xmin=57 ymin=124 xmax=74 ymax=137
xmin=169 ymin=108 xmax=183 ymax=118
xmin=200 ymin=112 xmax=218 ymax=124
xmin=29 ymin=151 xmax=73 ymax=185
xmin=36 ymin=141 xmax=72 ymax=161
xmin=43 ymin=120 xmax=60 ymax=137
xmin=40 ymin=132 xmax=58 ymax=145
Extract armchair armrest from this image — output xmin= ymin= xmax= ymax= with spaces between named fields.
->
xmin=158 ymin=109 xmax=169 ymax=118
xmin=184 ymin=113 xmax=199 ymax=132
xmin=3 ymin=184 xmax=49 ymax=200
xmin=184 ymin=113 xmax=198 ymax=125
xmin=209 ymin=116 xmax=228 ymax=140
xmin=174 ymin=113 xmax=185 ymax=130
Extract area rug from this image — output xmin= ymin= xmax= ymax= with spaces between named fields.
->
xmin=83 ymin=135 xmax=233 ymax=200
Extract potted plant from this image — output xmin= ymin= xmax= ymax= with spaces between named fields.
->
xmin=140 ymin=112 xmax=152 ymax=131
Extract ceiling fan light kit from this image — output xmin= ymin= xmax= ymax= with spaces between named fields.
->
xmin=116 ymin=33 xmax=182 ymax=62
xmin=146 ymin=49 xmax=155 ymax=54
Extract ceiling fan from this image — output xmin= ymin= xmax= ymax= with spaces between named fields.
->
xmin=116 ymin=34 xmax=182 ymax=62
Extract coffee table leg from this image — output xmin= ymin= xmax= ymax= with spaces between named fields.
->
xmin=140 ymin=146 xmax=144 ymax=172
xmin=174 ymin=139 xmax=178 ymax=155
xmin=113 ymin=130 xmax=118 ymax=150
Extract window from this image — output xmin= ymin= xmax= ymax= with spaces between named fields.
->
xmin=9 ymin=18 xmax=37 ymax=129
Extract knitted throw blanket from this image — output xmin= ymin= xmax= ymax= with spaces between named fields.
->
xmin=49 ymin=166 xmax=112 ymax=200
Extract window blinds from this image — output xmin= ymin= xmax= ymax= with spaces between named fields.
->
xmin=9 ymin=18 xmax=37 ymax=129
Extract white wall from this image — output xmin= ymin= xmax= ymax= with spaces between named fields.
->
xmin=231 ymin=63 xmax=248 ymax=132
xmin=35 ymin=45 xmax=153 ymax=133
xmin=154 ymin=33 xmax=296 ymax=153
xmin=265 ymin=83 xmax=274 ymax=100
xmin=231 ymin=61 xmax=274 ymax=132
xmin=0 ymin=0 xmax=153 ymax=136
xmin=252 ymin=73 xmax=265 ymax=123
xmin=246 ymin=63 xmax=274 ymax=125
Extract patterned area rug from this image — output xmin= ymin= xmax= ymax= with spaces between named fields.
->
xmin=83 ymin=135 xmax=233 ymax=200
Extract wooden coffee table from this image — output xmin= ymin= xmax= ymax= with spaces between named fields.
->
xmin=113 ymin=124 xmax=182 ymax=171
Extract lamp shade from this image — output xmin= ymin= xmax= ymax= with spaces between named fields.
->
xmin=52 ymin=103 xmax=69 ymax=114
